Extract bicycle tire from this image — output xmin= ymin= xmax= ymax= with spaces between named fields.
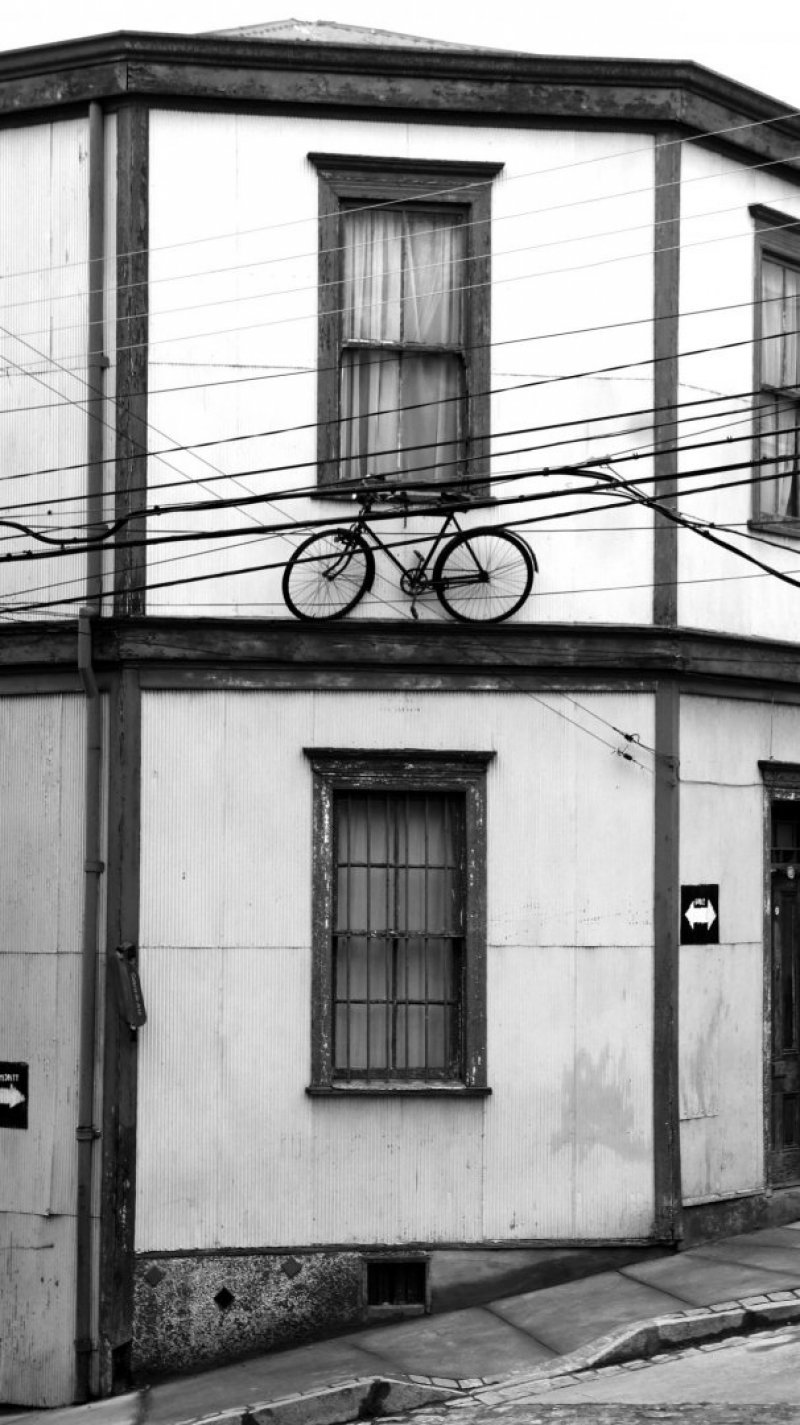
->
xmin=433 ymin=527 xmax=535 ymax=623
xmin=282 ymin=529 xmax=375 ymax=620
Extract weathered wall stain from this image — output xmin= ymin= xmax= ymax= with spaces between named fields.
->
xmin=551 ymin=1045 xmax=649 ymax=1163
xmin=680 ymin=985 xmax=724 ymax=1121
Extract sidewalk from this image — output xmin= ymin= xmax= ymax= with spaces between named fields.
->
xmin=6 ymin=1222 xmax=800 ymax=1425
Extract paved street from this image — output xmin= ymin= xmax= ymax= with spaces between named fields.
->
xmin=386 ymin=1323 xmax=800 ymax=1423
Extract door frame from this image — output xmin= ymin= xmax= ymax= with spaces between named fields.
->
xmin=760 ymin=762 xmax=800 ymax=1187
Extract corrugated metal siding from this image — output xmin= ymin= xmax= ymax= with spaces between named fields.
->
xmin=146 ymin=110 xmax=655 ymax=622
xmin=137 ymin=688 xmax=655 ymax=1250
xmin=0 ymin=1215 xmax=77 ymax=1407
xmin=0 ymin=695 xmax=85 ymax=953
xmin=0 ymin=695 xmax=86 ymax=1405
xmin=679 ymin=695 xmax=771 ymax=1202
xmin=0 ymin=119 xmax=92 ymax=618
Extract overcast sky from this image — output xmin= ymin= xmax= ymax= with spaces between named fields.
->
xmin=1 ymin=0 xmax=799 ymax=110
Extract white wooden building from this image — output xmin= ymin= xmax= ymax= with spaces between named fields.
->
xmin=2 ymin=20 xmax=800 ymax=1403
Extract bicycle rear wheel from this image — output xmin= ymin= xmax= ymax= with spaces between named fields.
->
xmin=433 ymin=527 xmax=535 ymax=623
xmin=282 ymin=529 xmax=374 ymax=620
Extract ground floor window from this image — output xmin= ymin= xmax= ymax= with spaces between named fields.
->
xmin=305 ymin=749 xmax=493 ymax=1094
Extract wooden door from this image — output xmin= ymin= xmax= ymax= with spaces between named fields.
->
xmin=769 ymin=807 xmax=800 ymax=1185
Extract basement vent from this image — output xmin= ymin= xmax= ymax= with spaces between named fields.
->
xmin=366 ymin=1259 xmax=428 ymax=1317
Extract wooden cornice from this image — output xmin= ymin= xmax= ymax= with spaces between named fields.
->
xmin=0 ymin=32 xmax=799 ymax=176
xmin=3 ymin=617 xmax=800 ymax=693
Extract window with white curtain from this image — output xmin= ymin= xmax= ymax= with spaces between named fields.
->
xmin=305 ymin=749 xmax=493 ymax=1095
xmin=340 ymin=207 xmax=466 ymax=486
xmin=311 ymin=155 xmax=503 ymax=491
xmin=752 ymin=206 xmax=800 ymax=523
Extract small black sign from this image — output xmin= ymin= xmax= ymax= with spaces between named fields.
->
xmin=0 ymin=1062 xmax=28 ymax=1129
xmin=681 ymin=884 xmax=720 ymax=944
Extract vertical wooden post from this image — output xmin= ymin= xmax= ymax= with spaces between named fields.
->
xmin=652 ymin=131 xmax=683 ymax=1241
xmin=115 ymin=104 xmax=149 ymax=616
xmin=98 ymin=668 xmax=142 ymax=1393
xmin=653 ymin=132 xmax=681 ymax=627
xmin=653 ymin=677 xmax=682 ymax=1241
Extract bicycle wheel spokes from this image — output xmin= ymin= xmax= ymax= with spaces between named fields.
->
xmin=433 ymin=529 xmax=534 ymax=623
xmin=282 ymin=529 xmax=374 ymax=620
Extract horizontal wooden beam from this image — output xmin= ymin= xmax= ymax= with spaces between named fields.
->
xmin=0 ymin=35 xmax=799 ymax=179
xmin=4 ymin=617 xmax=800 ymax=693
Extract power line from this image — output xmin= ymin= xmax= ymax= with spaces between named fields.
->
xmin=0 ymin=288 xmax=786 ymax=422
xmin=9 ymin=190 xmax=800 ymax=346
xmin=0 ymin=381 xmax=762 ymax=509
xmin=3 ymin=101 xmax=799 ymax=291
xmin=1 ymin=307 xmax=794 ymax=511
xmin=3 ymin=434 xmax=798 ymax=570
xmin=7 ymin=206 xmax=800 ymax=371
xmin=5 ymin=145 xmax=799 ymax=319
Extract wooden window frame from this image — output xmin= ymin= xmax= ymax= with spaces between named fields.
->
xmin=751 ymin=204 xmax=800 ymax=529
xmin=304 ymin=748 xmax=494 ymax=1096
xmin=309 ymin=153 xmax=503 ymax=495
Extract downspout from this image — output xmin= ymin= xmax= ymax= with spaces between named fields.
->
xmin=75 ymin=99 xmax=107 ymax=1403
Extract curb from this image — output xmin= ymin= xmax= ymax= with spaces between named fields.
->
xmin=469 ymin=1290 xmax=800 ymax=1405
xmin=177 ymin=1377 xmax=457 ymax=1425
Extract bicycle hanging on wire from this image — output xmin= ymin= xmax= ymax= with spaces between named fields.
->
xmin=282 ymin=479 xmax=537 ymax=623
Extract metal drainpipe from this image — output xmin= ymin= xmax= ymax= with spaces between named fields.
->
xmin=75 ymin=98 xmax=107 ymax=1404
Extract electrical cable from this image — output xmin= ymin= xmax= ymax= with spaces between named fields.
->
xmin=4 ymin=142 xmax=800 ymax=322
xmin=10 ymin=190 xmax=800 ymax=347
xmin=0 ymin=288 xmax=788 ymax=423
xmin=3 ymin=98 xmax=800 ymax=290
xmin=16 ymin=204 xmax=800 ymax=369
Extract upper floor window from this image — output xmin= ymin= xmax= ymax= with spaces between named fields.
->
xmin=310 ymin=155 xmax=503 ymax=492
xmin=752 ymin=206 xmax=800 ymax=523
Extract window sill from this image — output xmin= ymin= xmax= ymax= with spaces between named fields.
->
xmin=309 ymin=488 xmax=495 ymax=506
xmin=748 ymin=518 xmax=800 ymax=537
xmin=307 ymin=1083 xmax=491 ymax=1098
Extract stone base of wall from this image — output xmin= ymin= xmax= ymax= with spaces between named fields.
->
xmin=132 ymin=1250 xmax=364 ymax=1380
xmin=682 ymin=1184 xmax=800 ymax=1247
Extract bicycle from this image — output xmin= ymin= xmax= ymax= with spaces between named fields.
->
xmin=282 ymin=481 xmax=537 ymax=623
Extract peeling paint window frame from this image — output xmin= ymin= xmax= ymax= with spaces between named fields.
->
xmin=304 ymin=749 xmax=493 ymax=1095
xmin=751 ymin=205 xmax=800 ymax=529
xmin=309 ymin=153 xmax=503 ymax=494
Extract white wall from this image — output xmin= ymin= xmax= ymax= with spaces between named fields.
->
xmin=136 ymin=687 xmax=655 ymax=1249
xmin=678 ymin=693 xmax=780 ymax=1203
xmin=146 ymin=112 xmax=655 ymax=623
xmin=0 ymin=117 xmax=114 ymax=619
xmin=0 ymin=695 xmax=88 ymax=1405
xmin=677 ymin=148 xmax=800 ymax=640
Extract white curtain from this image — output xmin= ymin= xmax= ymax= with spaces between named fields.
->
xmin=762 ymin=395 xmax=799 ymax=516
xmin=340 ymin=210 xmax=465 ymax=482
xmin=761 ymin=261 xmax=800 ymax=515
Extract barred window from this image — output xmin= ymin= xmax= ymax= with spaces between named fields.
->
xmin=333 ymin=790 xmax=464 ymax=1080
xmin=305 ymin=750 xmax=492 ymax=1095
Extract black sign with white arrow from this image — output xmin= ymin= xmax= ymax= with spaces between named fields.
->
xmin=681 ymin=885 xmax=720 ymax=944
xmin=0 ymin=1062 xmax=28 ymax=1129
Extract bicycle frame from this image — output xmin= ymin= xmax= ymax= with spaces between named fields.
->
xmin=345 ymin=497 xmax=466 ymax=586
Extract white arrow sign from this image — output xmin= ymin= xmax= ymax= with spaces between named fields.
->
xmin=0 ymin=1085 xmax=25 ymax=1109
xmin=686 ymin=898 xmax=717 ymax=930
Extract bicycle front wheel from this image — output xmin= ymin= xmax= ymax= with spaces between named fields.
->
xmin=282 ymin=529 xmax=374 ymax=620
xmin=433 ymin=527 xmax=535 ymax=623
